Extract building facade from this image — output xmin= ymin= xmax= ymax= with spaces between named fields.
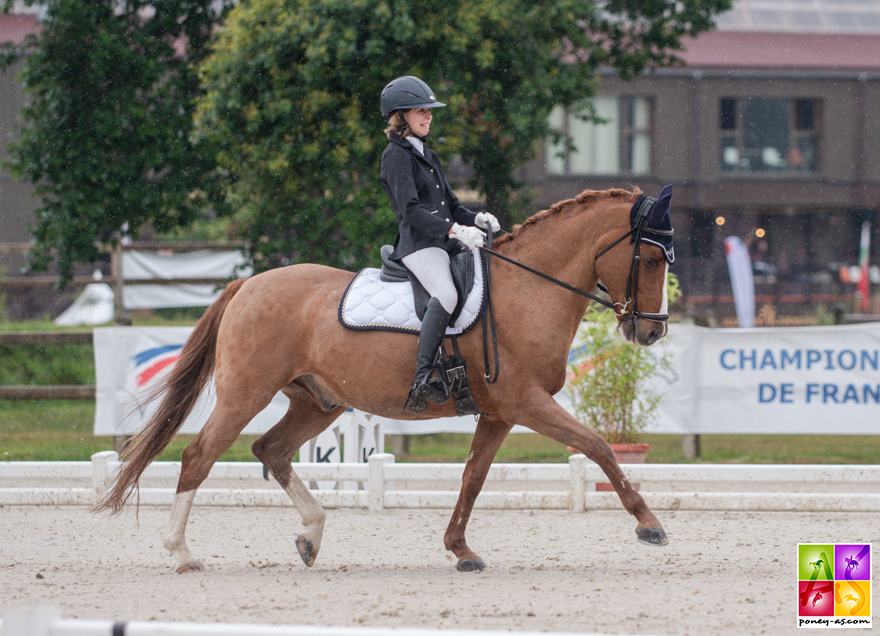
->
xmin=529 ymin=0 xmax=880 ymax=323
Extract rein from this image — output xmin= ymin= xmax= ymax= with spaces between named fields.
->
xmin=478 ymin=196 xmax=670 ymax=383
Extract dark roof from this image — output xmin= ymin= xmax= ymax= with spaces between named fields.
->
xmin=679 ymin=30 xmax=880 ymax=71
xmin=0 ymin=13 xmax=39 ymax=44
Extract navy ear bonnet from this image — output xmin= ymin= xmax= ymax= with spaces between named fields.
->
xmin=630 ymin=184 xmax=674 ymax=265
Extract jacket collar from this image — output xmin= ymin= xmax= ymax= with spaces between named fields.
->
xmin=388 ymin=133 xmax=434 ymax=164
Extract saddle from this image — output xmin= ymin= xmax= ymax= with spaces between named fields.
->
xmin=378 ymin=244 xmax=482 ymax=417
xmin=379 ymin=243 xmax=475 ymax=325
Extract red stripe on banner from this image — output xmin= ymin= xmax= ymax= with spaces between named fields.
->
xmin=136 ymin=355 xmax=179 ymax=387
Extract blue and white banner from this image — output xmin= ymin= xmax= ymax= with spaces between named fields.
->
xmin=94 ymin=323 xmax=880 ymax=437
xmin=93 ymin=326 xmax=291 ymax=436
xmin=651 ymin=322 xmax=880 ymax=435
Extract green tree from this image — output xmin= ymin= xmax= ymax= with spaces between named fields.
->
xmin=568 ymin=274 xmax=681 ymax=444
xmin=1 ymin=0 xmax=234 ymax=283
xmin=196 ymin=0 xmax=730 ymax=272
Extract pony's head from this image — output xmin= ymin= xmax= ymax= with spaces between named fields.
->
xmin=594 ymin=185 xmax=674 ymax=346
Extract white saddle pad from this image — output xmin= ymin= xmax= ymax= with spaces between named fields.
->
xmin=339 ymin=248 xmax=484 ymax=335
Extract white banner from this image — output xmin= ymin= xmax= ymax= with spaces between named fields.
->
xmin=651 ymin=322 xmax=880 ymax=435
xmin=122 ymin=250 xmax=251 ymax=310
xmin=94 ymin=323 xmax=880 ymax=438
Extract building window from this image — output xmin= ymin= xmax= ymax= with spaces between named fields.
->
xmin=719 ymin=97 xmax=820 ymax=173
xmin=546 ymin=96 xmax=652 ymax=175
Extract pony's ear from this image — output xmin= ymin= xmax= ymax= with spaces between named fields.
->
xmin=644 ymin=184 xmax=674 ymax=264
xmin=650 ymin=185 xmax=673 ymax=228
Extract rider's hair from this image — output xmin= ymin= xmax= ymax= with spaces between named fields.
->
xmin=384 ymin=110 xmax=411 ymax=139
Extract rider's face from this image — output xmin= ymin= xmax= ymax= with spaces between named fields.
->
xmin=404 ymin=108 xmax=432 ymax=137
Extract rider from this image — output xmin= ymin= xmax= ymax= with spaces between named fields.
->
xmin=379 ymin=75 xmax=500 ymax=412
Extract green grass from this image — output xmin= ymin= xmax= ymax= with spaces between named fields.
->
xmin=0 ymin=400 xmax=259 ymax=461
xmin=2 ymin=401 xmax=879 ymax=464
xmin=394 ymin=432 xmax=880 ymax=464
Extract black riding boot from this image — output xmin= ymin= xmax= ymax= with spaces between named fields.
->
xmin=405 ymin=297 xmax=451 ymax=413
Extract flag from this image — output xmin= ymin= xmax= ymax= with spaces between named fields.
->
xmin=857 ymin=221 xmax=871 ymax=312
xmin=724 ymin=236 xmax=755 ymax=328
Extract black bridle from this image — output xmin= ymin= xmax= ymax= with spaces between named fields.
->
xmin=477 ymin=195 xmax=672 ymax=383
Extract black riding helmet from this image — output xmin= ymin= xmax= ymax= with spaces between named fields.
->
xmin=380 ymin=76 xmax=446 ymax=121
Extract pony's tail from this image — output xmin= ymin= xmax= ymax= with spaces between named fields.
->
xmin=94 ymin=279 xmax=248 ymax=515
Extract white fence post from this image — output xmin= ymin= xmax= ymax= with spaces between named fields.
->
xmin=568 ymin=453 xmax=588 ymax=513
xmin=343 ymin=411 xmax=385 ymax=490
xmin=91 ymin=450 xmax=119 ymax=505
xmin=299 ymin=420 xmax=344 ymax=490
xmin=368 ymin=453 xmax=394 ymax=511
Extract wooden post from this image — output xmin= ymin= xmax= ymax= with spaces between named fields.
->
xmin=390 ymin=434 xmax=410 ymax=456
xmin=682 ymin=434 xmax=701 ymax=459
xmin=110 ymin=243 xmax=129 ymax=452
xmin=110 ymin=242 xmax=130 ymax=326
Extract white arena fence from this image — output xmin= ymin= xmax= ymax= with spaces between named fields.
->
xmin=0 ymin=452 xmax=879 ymax=512
xmin=0 ymin=607 xmax=659 ymax=636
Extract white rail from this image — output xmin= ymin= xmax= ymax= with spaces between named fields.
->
xmin=0 ymin=607 xmax=653 ymax=636
xmin=1 ymin=452 xmax=879 ymax=512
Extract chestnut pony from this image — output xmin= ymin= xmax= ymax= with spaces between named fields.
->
xmin=97 ymin=187 xmax=671 ymax=573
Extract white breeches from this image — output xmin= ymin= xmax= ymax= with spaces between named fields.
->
xmin=401 ymin=247 xmax=458 ymax=314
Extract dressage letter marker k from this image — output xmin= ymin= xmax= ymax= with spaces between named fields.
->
xmin=316 ymin=446 xmax=335 ymax=463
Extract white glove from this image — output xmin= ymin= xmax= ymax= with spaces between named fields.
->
xmin=475 ymin=212 xmax=501 ymax=233
xmin=449 ymin=223 xmax=486 ymax=250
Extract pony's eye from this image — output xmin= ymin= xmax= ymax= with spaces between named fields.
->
xmin=644 ymin=257 xmax=660 ymax=268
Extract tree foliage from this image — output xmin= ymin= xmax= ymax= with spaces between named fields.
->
xmin=196 ymin=0 xmax=730 ymax=272
xmin=1 ymin=0 xmax=234 ymax=283
xmin=4 ymin=0 xmax=731 ymax=280
xmin=568 ymin=274 xmax=681 ymax=444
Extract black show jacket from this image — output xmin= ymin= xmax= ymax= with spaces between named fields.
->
xmin=381 ymin=133 xmax=478 ymax=261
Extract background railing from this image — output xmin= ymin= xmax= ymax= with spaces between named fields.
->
xmin=2 ymin=451 xmax=879 ymax=512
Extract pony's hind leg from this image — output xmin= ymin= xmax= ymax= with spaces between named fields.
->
xmin=444 ymin=414 xmax=513 ymax=572
xmin=251 ymin=390 xmax=346 ymax=567
xmin=164 ymin=398 xmax=262 ymax=573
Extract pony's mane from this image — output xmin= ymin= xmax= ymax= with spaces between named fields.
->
xmin=494 ymin=187 xmax=642 ymax=247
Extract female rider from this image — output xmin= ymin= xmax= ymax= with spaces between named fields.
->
xmin=379 ymin=76 xmax=500 ymax=413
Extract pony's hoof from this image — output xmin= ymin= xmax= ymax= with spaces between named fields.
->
xmin=456 ymin=558 xmax=486 ymax=572
xmin=636 ymin=526 xmax=669 ymax=546
xmin=296 ymin=535 xmax=318 ymax=567
xmin=176 ymin=560 xmax=205 ymax=573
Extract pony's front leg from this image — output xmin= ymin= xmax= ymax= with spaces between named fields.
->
xmin=444 ymin=414 xmax=513 ymax=571
xmin=513 ymin=391 xmax=669 ymax=547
